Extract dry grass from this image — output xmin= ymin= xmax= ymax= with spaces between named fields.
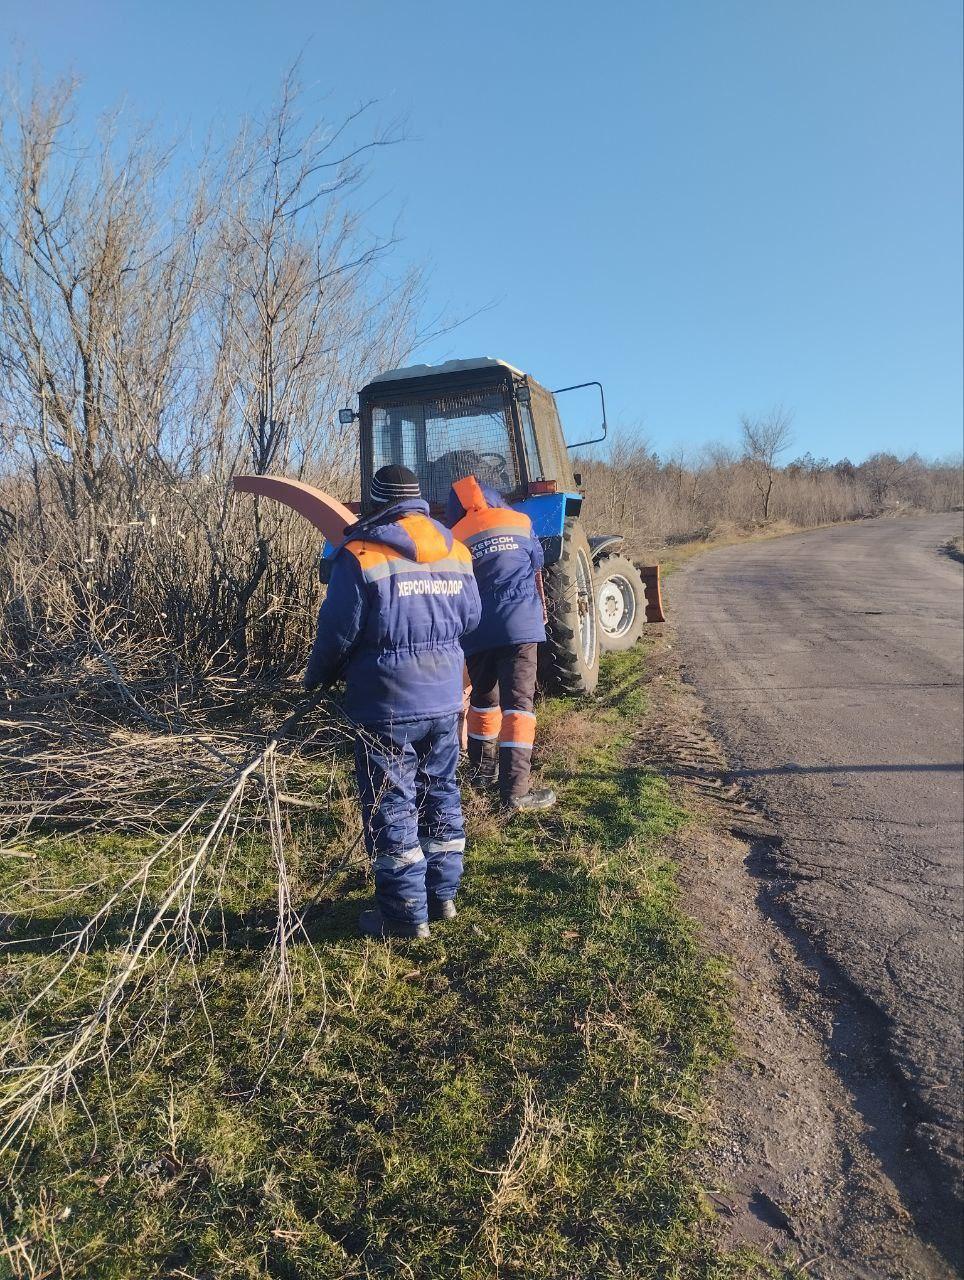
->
xmin=0 ymin=643 xmax=373 ymax=1168
xmin=648 ymin=518 xmax=811 ymax=572
xmin=534 ymin=702 xmax=615 ymax=765
xmin=0 ymin=651 xmax=777 ymax=1279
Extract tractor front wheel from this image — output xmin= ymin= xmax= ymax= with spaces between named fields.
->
xmin=539 ymin=518 xmax=600 ymax=696
xmin=594 ymin=554 xmax=647 ymax=652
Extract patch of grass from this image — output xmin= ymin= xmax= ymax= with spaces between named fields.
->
xmin=1 ymin=649 xmax=772 ymax=1279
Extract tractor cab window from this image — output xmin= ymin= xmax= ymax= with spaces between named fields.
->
xmin=517 ymin=399 xmax=542 ymax=481
xmin=370 ymin=387 xmax=520 ymax=507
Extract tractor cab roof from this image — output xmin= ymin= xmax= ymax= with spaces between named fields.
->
xmin=365 ymin=356 xmax=525 ymax=389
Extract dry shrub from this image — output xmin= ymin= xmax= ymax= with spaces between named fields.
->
xmin=577 ymin=433 xmax=963 ymax=555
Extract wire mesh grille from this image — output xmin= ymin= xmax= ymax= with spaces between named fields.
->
xmin=370 ymin=386 xmax=520 ymax=507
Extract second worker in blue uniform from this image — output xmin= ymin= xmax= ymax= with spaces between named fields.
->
xmin=445 ymin=475 xmax=556 ymax=813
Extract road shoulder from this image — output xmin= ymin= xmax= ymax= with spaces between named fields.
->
xmin=635 ymin=625 xmax=957 ymax=1279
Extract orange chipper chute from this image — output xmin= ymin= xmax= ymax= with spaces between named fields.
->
xmin=232 ymin=475 xmax=356 ymax=543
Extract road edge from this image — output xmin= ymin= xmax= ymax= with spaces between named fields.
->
xmin=633 ymin=622 xmax=960 ymax=1279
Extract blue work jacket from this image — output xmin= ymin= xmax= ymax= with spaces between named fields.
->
xmin=304 ymin=498 xmax=481 ymax=725
xmin=446 ymin=476 xmax=546 ymax=657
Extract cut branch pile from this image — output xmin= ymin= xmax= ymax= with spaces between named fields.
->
xmin=0 ymin=641 xmax=370 ymax=1167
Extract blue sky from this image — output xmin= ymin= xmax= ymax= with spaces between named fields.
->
xmin=4 ymin=0 xmax=962 ymax=462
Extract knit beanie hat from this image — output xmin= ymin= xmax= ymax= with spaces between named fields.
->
xmin=370 ymin=464 xmax=421 ymax=507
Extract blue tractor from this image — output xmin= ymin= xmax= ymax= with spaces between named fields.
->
xmin=329 ymin=357 xmax=663 ymax=695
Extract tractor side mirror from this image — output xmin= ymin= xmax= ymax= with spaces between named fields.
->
xmin=338 ymin=408 xmax=357 ymax=425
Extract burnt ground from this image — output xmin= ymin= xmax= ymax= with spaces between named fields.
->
xmin=634 ymin=513 xmax=964 ymax=1278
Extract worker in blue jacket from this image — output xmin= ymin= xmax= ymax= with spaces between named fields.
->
xmin=445 ymin=475 xmax=556 ymax=813
xmin=304 ymin=465 xmax=481 ymax=940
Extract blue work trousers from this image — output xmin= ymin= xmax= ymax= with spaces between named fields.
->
xmin=353 ymin=714 xmax=465 ymax=925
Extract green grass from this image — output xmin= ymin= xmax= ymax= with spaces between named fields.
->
xmin=1 ymin=650 xmax=771 ymax=1279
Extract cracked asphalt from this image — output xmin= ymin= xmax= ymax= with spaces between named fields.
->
xmin=672 ymin=514 xmax=964 ymax=1206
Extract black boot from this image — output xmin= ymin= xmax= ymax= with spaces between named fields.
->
xmin=358 ymin=908 xmax=430 ymax=940
xmin=506 ymin=788 xmax=557 ymax=814
xmin=428 ymin=897 xmax=457 ymax=922
xmin=467 ymin=738 xmax=498 ymax=790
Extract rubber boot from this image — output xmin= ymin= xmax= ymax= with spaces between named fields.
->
xmin=358 ymin=908 xmax=430 ymax=940
xmin=428 ymin=897 xmax=457 ymax=922
xmin=507 ymin=788 xmax=557 ymax=814
xmin=468 ymin=739 xmax=498 ymax=790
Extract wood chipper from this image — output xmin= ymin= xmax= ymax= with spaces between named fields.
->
xmin=236 ymin=357 xmax=664 ymax=696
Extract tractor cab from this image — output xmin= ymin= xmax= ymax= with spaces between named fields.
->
xmin=234 ymin=355 xmax=663 ymax=698
xmin=343 ymin=357 xmax=597 ymax=543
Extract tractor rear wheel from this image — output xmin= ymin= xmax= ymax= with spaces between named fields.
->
xmin=539 ymin=517 xmax=600 ymax=696
xmin=594 ymin=554 xmax=646 ymax=652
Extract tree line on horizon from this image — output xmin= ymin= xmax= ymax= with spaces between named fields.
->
xmin=577 ymin=413 xmax=962 ymax=554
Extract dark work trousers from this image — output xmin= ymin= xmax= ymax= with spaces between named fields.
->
xmin=465 ymin=642 xmax=539 ymax=804
xmin=353 ymin=714 xmax=466 ymax=925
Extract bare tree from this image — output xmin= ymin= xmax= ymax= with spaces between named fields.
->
xmin=576 ymin=431 xmax=957 ymax=555
xmin=194 ymin=70 xmax=420 ymax=665
xmin=860 ymin=452 xmax=904 ymax=506
xmin=667 ymin=445 xmax=705 ymax=509
xmin=0 ymin=72 xmax=423 ymax=674
xmin=0 ymin=79 xmax=210 ymax=590
xmin=740 ymin=408 xmax=794 ymax=520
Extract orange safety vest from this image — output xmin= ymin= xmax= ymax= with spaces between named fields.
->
xmin=451 ymin=475 xmax=534 ymax=545
xmin=449 ymin=475 xmax=547 ymax=657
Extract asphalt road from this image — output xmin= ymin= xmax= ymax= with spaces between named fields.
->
xmin=672 ymin=515 xmax=964 ymax=1206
